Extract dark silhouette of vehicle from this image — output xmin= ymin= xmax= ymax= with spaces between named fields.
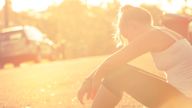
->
xmin=0 ymin=25 xmax=60 ymax=68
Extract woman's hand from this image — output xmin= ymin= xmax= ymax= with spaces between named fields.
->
xmin=77 ymin=76 xmax=102 ymax=105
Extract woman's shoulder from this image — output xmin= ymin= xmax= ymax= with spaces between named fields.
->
xmin=141 ymin=26 xmax=166 ymax=40
xmin=153 ymin=26 xmax=183 ymax=40
xmin=149 ymin=26 xmax=166 ymax=34
xmin=146 ymin=26 xmax=177 ymax=52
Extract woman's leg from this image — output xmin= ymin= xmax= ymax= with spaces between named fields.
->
xmin=91 ymin=85 xmax=122 ymax=108
xmin=95 ymin=64 xmax=186 ymax=108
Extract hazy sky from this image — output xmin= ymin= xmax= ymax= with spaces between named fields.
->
xmin=0 ymin=0 xmax=63 ymax=12
xmin=0 ymin=0 xmax=191 ymax=13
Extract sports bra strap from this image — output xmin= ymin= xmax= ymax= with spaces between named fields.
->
xmin=158 ymin=27 xmax=181 ymax=41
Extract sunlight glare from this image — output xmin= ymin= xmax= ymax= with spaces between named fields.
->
xmin=84 ymin=0 xmax=103 ymax=6
xmin=159 ymin=0 xmax=186 ymax=13
xmin=119 ymin=0 xmax=186 ymax=13
xmin=0 ymin=0 xmax=5 ymax=10
xmin=11 ymin=0 xmax=63 ymax=12
xmin=120 ymin=0 xmax=143 ymax=7
xmin=142 ymin=0 xmax=160 ymax=5
xmin=0 ymin=0 xmax=190 ymax=14
xmin=81 ymin=0 xmax=113 ymax=8
xmin=186 ymin=0 xmax=192 ymax=7
xmin=119 ymin=0 xmax=160 ymax=7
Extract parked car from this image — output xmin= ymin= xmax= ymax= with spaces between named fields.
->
xmin=0 ymin=25 xmax=60 ymax=68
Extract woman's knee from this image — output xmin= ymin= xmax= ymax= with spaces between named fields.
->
xmin=92 ymin=85 xmax=123 ymax=108
xmin=101 ymin=64 xmax=140 ymax=96
xmin=102 ymin=77 xmax=123 ymax=98
xmin=159 ymin=96 xmax=192 ymax=108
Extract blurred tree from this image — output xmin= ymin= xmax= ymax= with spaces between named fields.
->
xmin=8 ymin=0 xmax=119 ymax=58
xmin=7 ymin=0 xmax=192 ymax=59
xmin=3 ymin=0 xmax=11 ymax=27
xmin=0 ymin=10 xmax=3 ymax=29
xmin=44 ymin=0 xmax=119 ymax=58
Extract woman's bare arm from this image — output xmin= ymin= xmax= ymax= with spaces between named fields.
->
xmin=92 ymin=33 xmax=160 ymax=80
xmin=92 ymin=30 xmax=176 ymax=80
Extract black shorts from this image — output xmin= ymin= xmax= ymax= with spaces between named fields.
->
xmin=101 ymin=64 xmax=184 ymax=107
xmin=102 ymin=64 xmax=164 ymax=96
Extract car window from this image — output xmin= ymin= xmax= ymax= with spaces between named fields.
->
xmin=0 ymin=31 xmax=27 ymax=55
xmin=24 ymin=26 xmax=44 ymax=41
xmin=0 ymin=31 xmax=24 ymax=41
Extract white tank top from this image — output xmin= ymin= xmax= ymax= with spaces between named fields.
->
xmin=151 ymin=31 xmax=192 ymax=98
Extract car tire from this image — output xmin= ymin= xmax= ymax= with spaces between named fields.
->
xmin=34 ymin=46 xmax=42 ymax=63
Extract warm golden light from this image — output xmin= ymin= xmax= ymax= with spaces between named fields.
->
xmin=11 ymin=0 xmax=63 ymax=12
xmin=120 ymin=0 xmax=143 ymax=7
xmin=84 ymin=0 xmax=187 ymax=13
xmin=142 ymin=0 xmax=160 ymax=5
xmin=81 ymin=0 xmax=113 ymax=8
xmin=0 ymin=0 xmax=5 ymax=10
xmin=0 ymin=0 xmax=191 ymax=13
xmin=186 ymin=0 xmax=192 ymax=7
xmin=119 ymin=0 xmax=186 ymax=13
xmin=159 ymin=0 xmax=186 ymax=13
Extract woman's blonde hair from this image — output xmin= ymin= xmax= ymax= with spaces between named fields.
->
xmin=114 ymin=5 xmax=153 ymax=47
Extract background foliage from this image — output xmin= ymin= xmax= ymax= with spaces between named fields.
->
xmin=0 ymin=0 xmax=191 ymax=59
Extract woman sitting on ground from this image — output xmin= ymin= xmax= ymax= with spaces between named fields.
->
xmin=78 ymin=5 xmax=192 ymax=108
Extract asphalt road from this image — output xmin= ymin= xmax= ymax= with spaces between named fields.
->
xmin=0 ymin=58 xmax=104 ymax=108
xmin=0 ymin=54 xmax=163 ymax=108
